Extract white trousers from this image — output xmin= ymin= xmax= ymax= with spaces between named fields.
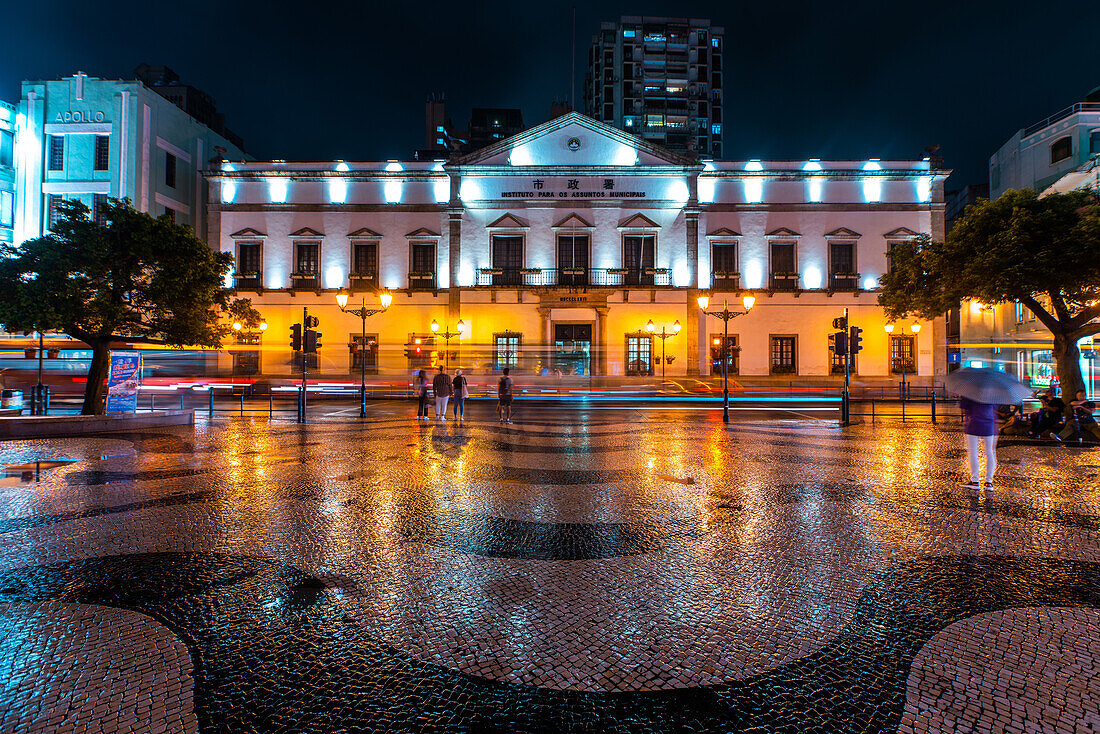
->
xmin=965 ymin=434 xmax=998 ymax=483
xmin=434 ymin=396 xmax=450 ymax=417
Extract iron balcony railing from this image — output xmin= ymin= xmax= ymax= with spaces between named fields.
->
xmin=348 ymin=273 xmax=379 ymax=291
xmin=474 ymin=267 xmax=673 ymax=287
xmin=1022 ymin=103 xmax=1100 ymax=138
xmin=233 ymin=274 xmax=262 ymax=291
xmin=829 ymin=273 xmax=859 ymax=291
xmin=770 ymin=274 xmax=800 ymax=292
xmin=289 ymin=273 xmax=320 ymax=290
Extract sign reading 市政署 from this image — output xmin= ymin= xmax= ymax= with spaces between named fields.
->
xmin=501 ymin=177 xmax=646 ymax=199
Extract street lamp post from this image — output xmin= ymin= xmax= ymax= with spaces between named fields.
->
xmin=430 ymin=318 xmax=466 ymax=372
xmin=337 ymin=290 xmax=392 ymax=418
xmin=698 ymin=294 xmax=756 ymax=424
xmin=645 ymin=319 xmax=681 ymax=379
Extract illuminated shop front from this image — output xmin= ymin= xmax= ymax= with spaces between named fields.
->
xmin=206 ymin=113 xmax=949 ymax=380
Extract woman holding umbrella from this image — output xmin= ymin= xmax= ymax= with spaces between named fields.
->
xmin=945 ymin=367 xmax=1032 ymax=489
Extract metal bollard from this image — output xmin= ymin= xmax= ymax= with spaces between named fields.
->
xmin=240 ymin=391 xmax=245 ymax=416
xmin=181 ymin=392 xmax=185 ymax=410
xmin=871 ymin=398 xmax=875 ymax=424
xmin=931 ymin=391 xmax=937 ymax=424
xmin=269 ymin=393 xmax=273 ymax=418
xmin=901 ymin=398 xmax=906 ymax=422
xmin=150 ymin=394 xmax=155 ymax=412
xmin=208 ymin=389 xmax=214 ymax=419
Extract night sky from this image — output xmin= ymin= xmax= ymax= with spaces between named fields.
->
xmin=2 ymin=0 xmax=1097 ymax=188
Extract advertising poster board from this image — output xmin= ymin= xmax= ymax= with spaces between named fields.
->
xmin=105 ymin=351 xmax=142 ymax=413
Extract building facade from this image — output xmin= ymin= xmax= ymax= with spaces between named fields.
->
xmin=989 ymin=87 xmax=1100 ymax=199
xmin=206 ymin=113 xmax=948 ymax=381
xmin=961 ymin=89 xmax=1100 ymax=393
xmin=14 ymin=70 xmax=246 ymax=245
xmin=585 ymin=17 xmax=723 ymax=158
xmin=0 ymin=101 xmax=15 ymax=245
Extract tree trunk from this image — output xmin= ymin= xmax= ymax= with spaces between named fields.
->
xmin=81 ymin=341 xmax=110 ymax=415
xmin=1052 ymin=330 xmax=1086 ymax=409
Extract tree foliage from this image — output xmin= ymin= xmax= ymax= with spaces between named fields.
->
xmin=0 ymin=198 xmax=234 ymax=413
xmin=879 ymin=189 xmax=1100 ymax=398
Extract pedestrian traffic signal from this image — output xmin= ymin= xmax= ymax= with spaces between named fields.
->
xmin=304 ymin=329 xmax=322 ymax=353
xmin=832 ymin=317 xmax=848 ymax=330
xmin=848 ymin=325 xmax=863 ymax=356
xmin=828 ymin=331 xmax=848 ymax=355
xmin=289 ymin=323 xmax=302 ymax=351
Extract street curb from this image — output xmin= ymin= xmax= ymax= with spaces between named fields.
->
xmin=0 ymin=409 xmax=195 ymax=439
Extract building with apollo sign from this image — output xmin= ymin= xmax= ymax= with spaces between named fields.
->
xmin=206 ymin=113 xmax=949 ymax=382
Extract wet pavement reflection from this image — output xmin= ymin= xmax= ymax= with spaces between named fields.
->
xmin=0 ymin=404 xmax=1098 ymax=732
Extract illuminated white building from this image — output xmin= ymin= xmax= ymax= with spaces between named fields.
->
xmin=14 ymin=70 xmax=245 ymax=244
xmin=206 ymin=113 xmax=949 ymax=380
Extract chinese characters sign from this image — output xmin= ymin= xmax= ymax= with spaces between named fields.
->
xmin=501 ymin=178 xmax=646 ymax=199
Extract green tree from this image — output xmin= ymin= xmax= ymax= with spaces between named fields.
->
xmin=0 ymin=198 xmax=234 ymax=414
xmin=879 ymin=189 xmax=1100 ymax=400
xmin=226 ymin=297 xmax=264 ymax=330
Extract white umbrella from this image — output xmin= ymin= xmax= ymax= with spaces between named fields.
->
xmin=944 ymin=367 xmax=1032 ymax=405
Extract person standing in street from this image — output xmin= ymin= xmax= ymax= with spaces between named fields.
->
xmin=452 ymin=369 xmax=468 ymax=421
xmin=415 ymin=370 xmax=429 ymax=420
xmin=958 ymin=395 xmax=999 ymax=488
xmin=432 ymin=365 xmax=453 ymax=420
xmin=497 ymin=367 xmax=514 ymax=424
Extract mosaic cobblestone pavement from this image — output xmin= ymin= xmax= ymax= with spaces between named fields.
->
xmin=0 ymin=403 xmax=1098 ymax=733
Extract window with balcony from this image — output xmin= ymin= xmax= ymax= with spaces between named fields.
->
xmin=770 ymin=335 xmax=797 ymax=374
xmin=235 ymin=243 xmax=262 ymax=290
xmin=558 ymin=235 xmax=590 ymax=286
xmin=623 ymin=234 xmax=656 ymax=285
xmin=711 ymin=242 xmax=738 ymax=289
xmin=351 ymin=242 xmax=378 ymax=290
xmin=292 ymin=243 xmax=320 ymax=289
xmin=829 ymin=242 xmax=857 ymax=291
xmin=490 ymin=235 xmax=524 ymax=286
xmin=410 ymin=242 xmax=436 ymax=290
xmin=770 ymin=243 xmax=798 ymax=291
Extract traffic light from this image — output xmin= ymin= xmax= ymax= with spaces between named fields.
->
xmin=832 ymin=316 xmax=848 ymax=330
xmin=304 ymin=329 xmax=322 ymax=353
xmin=305 ymin=315 xmax=319 ymax=329
xmin=289 ymin=323 xmax=302 ymax=351
xmin=848 ymin=325 xmax=863 ymax=356
xmin=828 ymin=331 xmax=848 ymax=355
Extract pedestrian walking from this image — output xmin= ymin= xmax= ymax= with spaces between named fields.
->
xmin=452 ymin=369 xmax=468 ymax=421
xmin=432 ymin=365 xmax=453 ymax=420
xmin=944 ymin=366 xmax=1031 ymax=490
xmin=958 ymin=395 xmax=999 ymax=488
xmin=415 ymin=370 xmax=430 ymax=420
xmin=497 ymin=367 xmax=514 ymax=424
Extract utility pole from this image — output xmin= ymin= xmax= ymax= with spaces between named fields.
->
xmin=842 ymin=307 xmax=850 ymax=426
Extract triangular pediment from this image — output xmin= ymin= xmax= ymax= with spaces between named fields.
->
xmin=617 ymin=213 xmax=661 ymax=229
xmin=486 ymin=213 xmax=529 ymax=229
xmin=552 ymin=213 xmax=594 ymax=229
xmin=766 ymin=227 xmax=801 ymax=238
xmin=230 ymin=227 xmax=266 ymax=238
xmin=289 ymin=227 xmax=324 ymax=238
xmin=405 ymin=227 xmax=441 ymax=239
xmin=448 ymin=112 xmax=699 ymax=168
xmin=825 ymin=227 xmax=861 ymax=238
xmin=884 ymin=227 xmax=919 ymax=238
xmin=348 ymin=227 xmax=382 ymax=238
xmin=706 ymin=227 xmax=741 ymax=238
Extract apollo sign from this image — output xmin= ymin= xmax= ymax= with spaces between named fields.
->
xmin=54 ymin=110 xmax=106 ymax=123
